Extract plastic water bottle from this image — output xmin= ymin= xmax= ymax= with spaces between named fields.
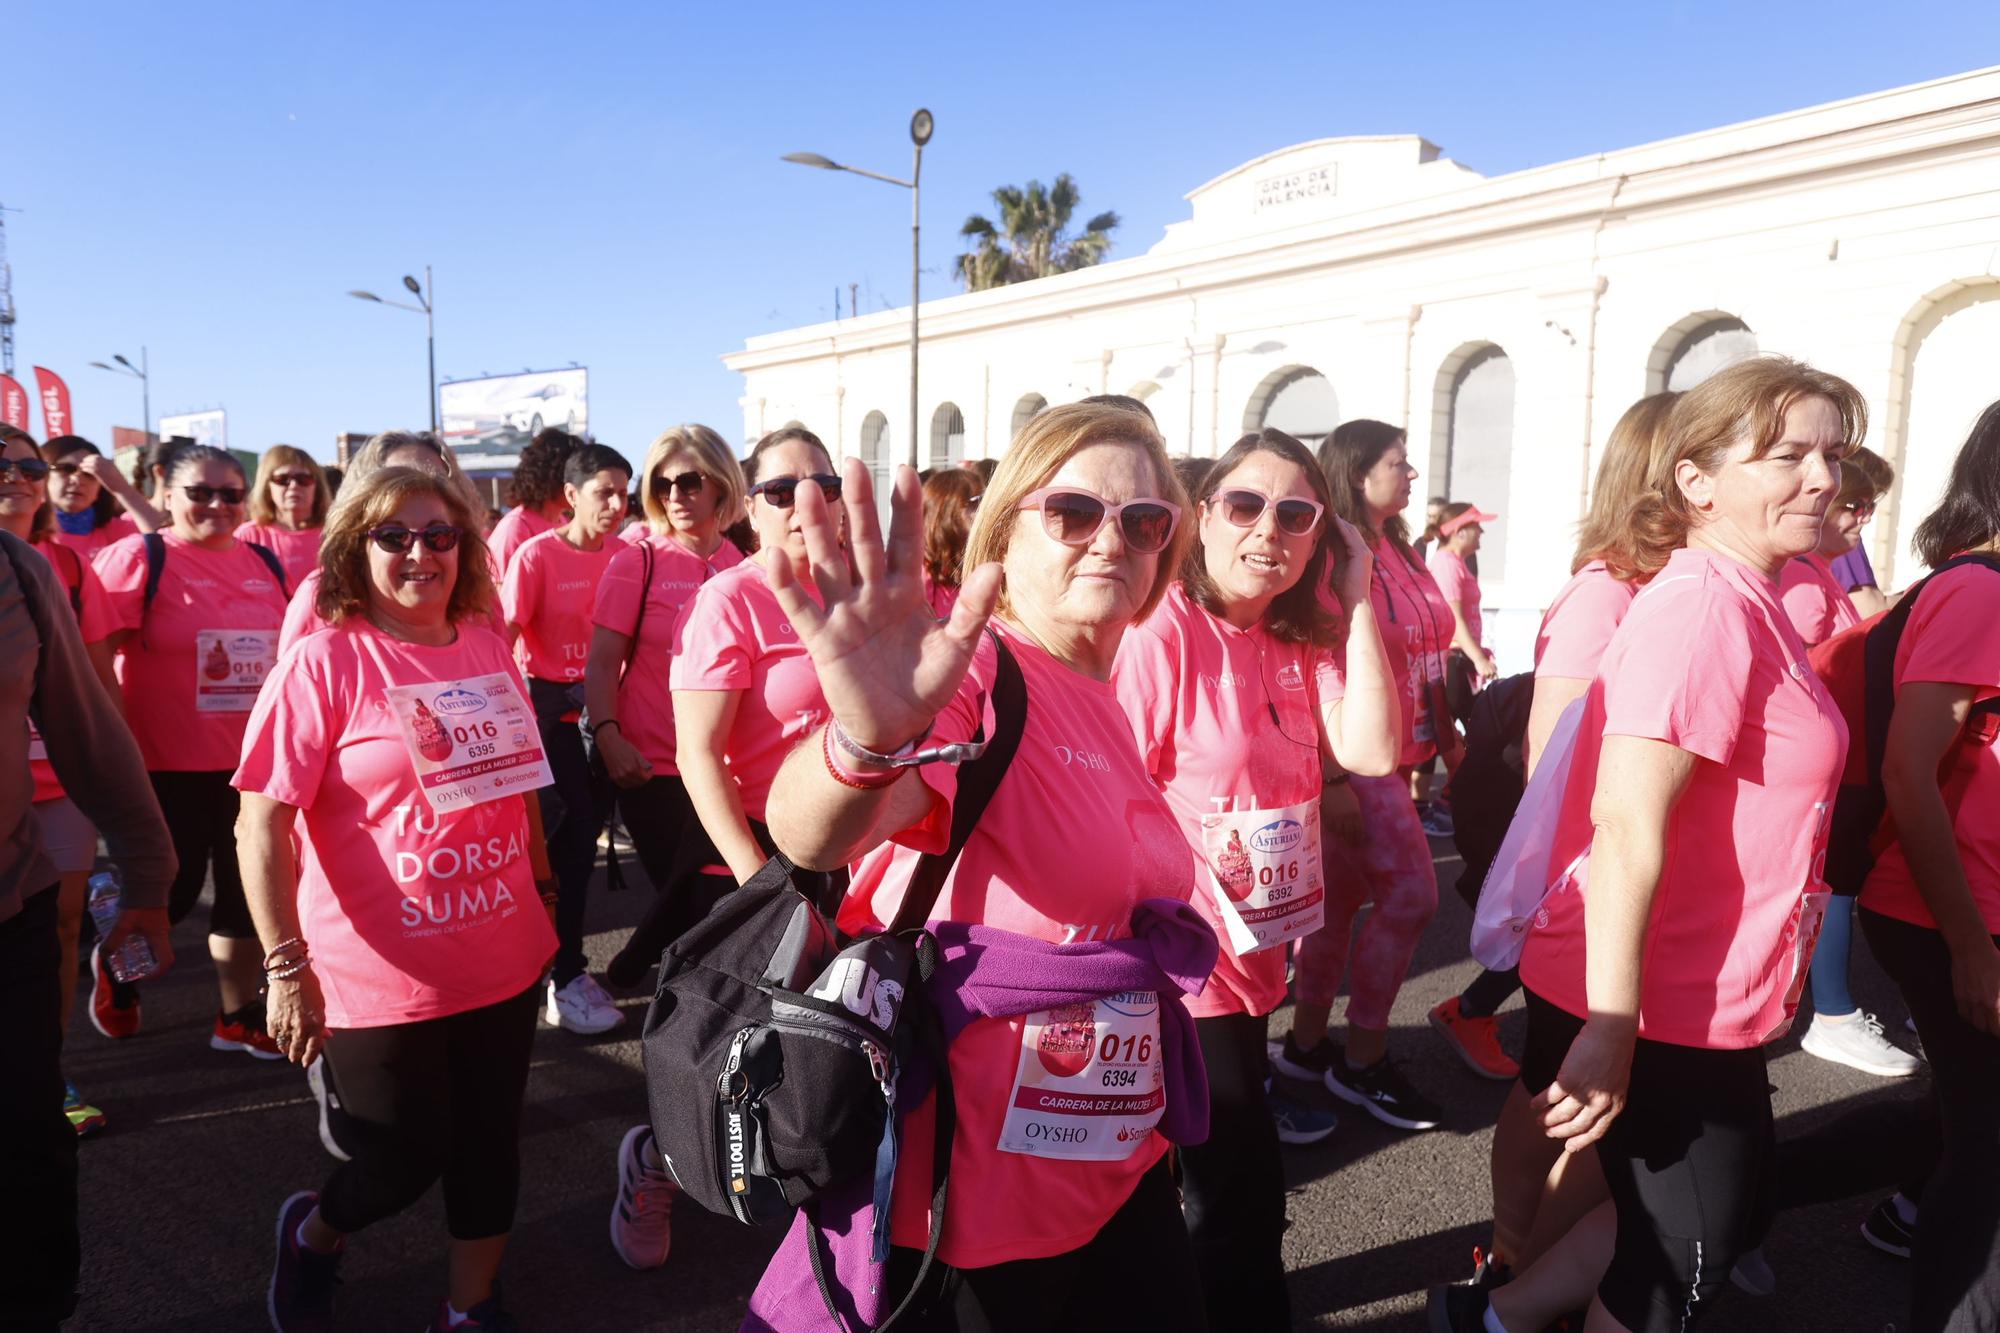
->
xmin=86 ymin=870 xmax=157 ymax=983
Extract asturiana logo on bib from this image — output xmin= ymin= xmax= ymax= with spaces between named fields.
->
xmin=227 ymin=634 xmax=268 ymax=654
xmin=1276 ymin=661 xmax=1305 ymax=690
xmin=1250 ymin=818 xmax=1304 ymax=855
xmin=432 ymin=687 xmax=488 ymax=716
xmin=1099 ymin=990 xmax=1158 ymax=1018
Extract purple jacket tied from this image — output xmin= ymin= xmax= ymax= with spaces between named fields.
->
xmin=742 ymin=896 xmax=1217 ymax=1332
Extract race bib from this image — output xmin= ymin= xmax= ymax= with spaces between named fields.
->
xmin=1200 ymin=797 xmax=1325 ymax=956
xmin=195 ymin=629 xmax=279 ymax=712
xmin=383 ymin=673 xmax=553 ymax=813
xmin=997 ymin=992 xmax=1164 ymax=1162
xmin=1770 ymin=888 xmax=1832 ymax=1042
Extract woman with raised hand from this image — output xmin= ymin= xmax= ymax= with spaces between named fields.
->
xmin=1274 ymin=419 xmax=1453 ymax=1132
xmin=94 ymin=444 xmax=292 ymax=1057
xmin=238 ymin=445 xmax=332 ymax=589
xmin=38 ymin=433 xmax=162 ymax=561
xmin=1111 ymin=429 xmax=1399 ymax=1331
xmin=751 ymin=399 xmax=1212 ymax=1331
xmin=237 ymin=466 xmax=556 ymax=1333
xmin=1437 ymin=358 xmax=1860 ymax=1333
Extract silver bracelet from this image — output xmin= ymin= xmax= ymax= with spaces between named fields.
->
xmin=830 ymin=717 xmax=989 ymax=769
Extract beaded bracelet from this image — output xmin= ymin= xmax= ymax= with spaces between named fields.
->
xmin=263 ymin=937 xmax=307 ymax=969
xmin=822 ymin=722 xmax=903 ymax=791
xmin=265 ymin=956 xmax=313 ymax=983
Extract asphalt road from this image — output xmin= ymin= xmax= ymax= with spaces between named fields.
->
xmin=61 ymin=840 xmax=1925 ymax=1332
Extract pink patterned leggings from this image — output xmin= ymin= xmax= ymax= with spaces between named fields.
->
xmin=1293 ymin=771 xmax=1439 ymax=1031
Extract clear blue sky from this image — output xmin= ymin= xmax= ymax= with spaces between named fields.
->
xmin=7 ymin=2 xmax=1995 ymax=460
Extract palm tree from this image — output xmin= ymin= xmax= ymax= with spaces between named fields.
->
xmin=955 ymin=174 xmax=1120 ymax=291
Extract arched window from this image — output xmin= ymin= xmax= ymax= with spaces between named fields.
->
xmin=1010 ymin=393 xmax=1047 ymax=440
xmin=1438 ymin=345 xmax=1516 ymax=583
xmin=1898 ymin=290 xmax=2000 ymax=572
xmin=929 ymin=403 xmax=966 ymax=471
xmin=1652 ymin=315 xmax=1757 ymax=393
xmin=856 ymin=411 xmax=891 ymax=495
xmin=1244 ymin=366 xmax=1338 ymax=449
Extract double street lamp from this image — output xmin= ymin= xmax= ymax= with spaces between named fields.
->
xmin=87 ymin=348 xmax=150 ymax=441
xmin=785 ymin=109 xmax=934 ymax=472
xmin=348 ymin=267 xmax=436 ymax=433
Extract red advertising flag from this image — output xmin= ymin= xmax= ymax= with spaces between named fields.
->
xmin=31 ymin=367 xmax=73 ymax=440
xmin=0 ymin=374 xmax=29 ymax=431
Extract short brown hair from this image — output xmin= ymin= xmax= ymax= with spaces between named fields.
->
xmin=962 ymin=399 xmax=1190 ymax=624
xmin=1839 ymin=444 xmax=1893 ymax=506
xmin=1627 ymin=357 xmax=1867 ymax=573
xmin=247 ymin=445 xmax=330 ymax=527
xmin=316 ymin=467 xmax=496 ymax=627
xmin=1573 ymin=392 xmax=1680 ymax=580
xmin=921 ymin=467 xmax=982 ymax=588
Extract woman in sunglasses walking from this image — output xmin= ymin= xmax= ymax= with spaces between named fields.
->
xmin=238 ymin=446 xmax=332 ymax=589
xmin=236 ymin=467 xmax=556 ymax=1333
xmin=95 ymin=445 xmax=292 ymax=1056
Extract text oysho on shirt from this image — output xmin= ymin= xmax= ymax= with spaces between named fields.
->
xmin=502 ymin=529 xmax=619 ymax=683
xmin=95 ymin=531 xmax=290 ymax=772
xmin=231 ymin=620 xmax=556 ymax=1028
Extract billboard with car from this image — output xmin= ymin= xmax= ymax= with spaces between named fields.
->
xmin=439 ymin=368 xmax=588 ymax=452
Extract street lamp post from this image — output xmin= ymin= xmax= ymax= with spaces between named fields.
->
xmin=784 ymin=109 xmax=933 ymax=473
xmin=87 ymin=346 xmax=149 ymax=440
xmin=348 ymin=266 xmax=436 ymax=432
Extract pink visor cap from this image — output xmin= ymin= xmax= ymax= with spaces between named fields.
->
xmin=1440 ymin=507 xmax=1498 ymax=537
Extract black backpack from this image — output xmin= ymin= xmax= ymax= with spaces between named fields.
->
xmin=1445 ymin=671 xmax=1535 ymax=911
xmin=640 ymin=635 xmax=1027 ymax=1326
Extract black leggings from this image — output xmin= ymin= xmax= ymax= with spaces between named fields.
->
xmin=1520 ymin=990 xmax=1773 ymax=1332
xmin=880 ymin=1160 xmax=1206 ymax=1332
xmin=1181 ymin=1012 xmax=1288 ymax=1331
xmin=1862 ymin=908 xmax=2000 ymax=1333
xmin=317 ymin=983 xmax=540 ymax=1240
xmin=149 ymin=769 xmax=254 ymax=938
xmin=529 ymin=679 xmax=606 ymax=987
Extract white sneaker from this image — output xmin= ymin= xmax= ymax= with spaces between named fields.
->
xmin=609 ymin=1124 xmax=677 ymax=1269
xmin=1801 ymin=1011 xmax=1920 ymax=1078
xmin=546 ymin=974 xmax=625 ymax=1035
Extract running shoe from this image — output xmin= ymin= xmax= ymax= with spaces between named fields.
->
xmin=1419 ymin=802 xmax=1456 ymax=839
xmin=425 ymin=1290 xmax=520 ymax=1332
xmin=1861 ymin=1195 xmax=1916 ymax=1259
xmin=1429 ymin=996 xmax=1521 ymax=1081
xmin=1267 ymin=1031 xmax=1341 ymax=1083
xmin=1268 ymin=1090 xmax=1338 ymax=1146
xmin=213 ymin=1007 xmax=286 ymax=1060
xmin=88 ymin=944 xmax=141 ymax=1039
xmin=1729 ymin=1245 xmax=1776 ymax=1296
xmin=1466 ymin=1244 xmax=1511 ymax=1290
xmin=64 ymin=1080 xmax=106 ymax=1137
xmin=1326 ymin=1056 xmax=1444 ymax=1131
xmin=1426 ymin=1279 xmax=1492 ymax=1333
xmin=1800 ymin=1011 xmax=1920 ymax=1078
xmin=546 ymin=974 xmax=625 ymax=1035
xmin=609 ymin=1123 xmax=678 ymax=1268
xmin=304 ymin=1059 xmax=352 ymax=1163
xmin=268 ymin=1190 xmax=342 ymax=1332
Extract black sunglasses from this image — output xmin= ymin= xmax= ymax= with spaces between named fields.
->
xmin=271 ymin=471 xmax=316 ymax=488
xmin=180 ymin=484 xmax=247 ymax=505
xmin=366 ymin=522 xmax=462 ymax=555
xmin=750 ymin=474 xmax=843 ymax=507
xmin=0 ymin=458 xmax=51 ymax=483
xmin=50 ymin=461 xmax=88 ymax=478
xmin=657 ymin=470 xmax=706 ymax=497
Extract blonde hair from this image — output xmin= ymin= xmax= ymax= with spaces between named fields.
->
xmin=639 ymin=424 xmax=747 ymax=533
xmin=247 ymin=445 xmax=330 ymax=527
xmin=962 ymin=399 xmax=1191 ymax=624
xmin=1573 ymin=392 xmax=1680 ymax=579
xmin=1627 ymin=356 xmax=1868 ymax=573
xmin=316 ymin=467 xmax=495 ymax=626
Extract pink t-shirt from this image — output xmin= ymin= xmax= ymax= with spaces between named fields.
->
xmin=1520 ymin=547 xmax=1847 ymax=1049
xmin=1862 ymin=561 xmax=2000 ymax=935
xmin=1534 ymin=561 xmax=1640 ymax=679
xmin=51 ymin=513 xmax=139 ymax=565
xmin=95 ymin=532 xmax=290 ymax=772
xmin=232 ymin=621 xmax=556 ymax=1028
xmin=488 ymin=505 xmax=554 ymax=577
xmin=667 ymin=559 xmax=826 ymax=823
xmin=1778 ymin=551 xmax=1863 ymax=648
xmin=838 ymin=622 xmax=1194 ymax=1269
xmin=590 ymin=532 xmax=744 ymax=772
xmin=1368 ymin=536 xmax=1456 ymax=767
xmin=1112 ymin=585 xmax=1342 ymax=1019
xmin=236 ymin=522 xmax=324 ymax=591
xmin=29 ymin=538 xmax=117 ymax=803
xmin=1427 ymin=547 xmax=1483 ymax=645
xmin=502 ymin=529 xmax=618 ymax=683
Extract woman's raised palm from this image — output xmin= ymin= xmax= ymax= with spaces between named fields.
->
xmin=766 ymin=459 xmax=1002 ymax=753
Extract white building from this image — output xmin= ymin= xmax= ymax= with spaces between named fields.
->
xmin=725 ymin=66 xmax=2000 ymax=660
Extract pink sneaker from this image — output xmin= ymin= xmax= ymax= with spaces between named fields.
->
xmin=608 ymin=1124 xmax=677 ymax=1269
